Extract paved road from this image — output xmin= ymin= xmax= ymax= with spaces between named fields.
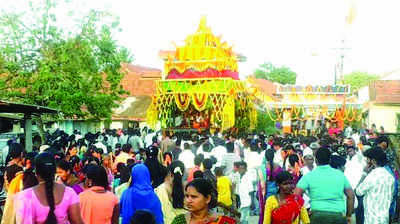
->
xmin=249 ymin=216 xmax=259 ymax=223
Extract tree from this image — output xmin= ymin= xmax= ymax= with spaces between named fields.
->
xmin=343 ymin=71 xmax=379 ymax=92
xmin=397 ymin=113 xmax=400 ymax=133
xmin=254 ymin=62 xmax=297 ymax=85
xmin=0 ymin=0 xmax=132 ymax=142
xmin=0 ymin=1 xmax=132 ymax=117
xmin=256 ymin=110 xmax=279 ymax=135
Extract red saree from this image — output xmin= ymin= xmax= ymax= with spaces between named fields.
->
xmin=271 ymin=195 xmax=304 ymax=224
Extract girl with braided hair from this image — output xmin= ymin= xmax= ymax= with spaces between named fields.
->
xmin=14 ymin=152 xmax=84 ymax=224
xmin=155 ymin=161 xmax=186 ymax=224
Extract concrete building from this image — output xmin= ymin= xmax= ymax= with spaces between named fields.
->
xmin=359 ymin=78 xmax=400 ymax=133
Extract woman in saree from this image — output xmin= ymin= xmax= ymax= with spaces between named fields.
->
xmin=171 ymin=178 xmax=236 ymax=224
xmin=263 ymin=171 xmax=309 ymax=224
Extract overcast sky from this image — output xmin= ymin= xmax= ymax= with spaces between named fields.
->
xmin=2 ymin=0 xmax=400 ymax=85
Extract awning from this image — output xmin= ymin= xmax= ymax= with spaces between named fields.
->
xmin=0 ymin=100 xmax=58 ymax=114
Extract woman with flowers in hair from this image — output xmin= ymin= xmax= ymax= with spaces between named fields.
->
xmin=155 ymin=161 xmax=186 ymax=224
xmin=263 ymin=171 xmax=309 ymax=224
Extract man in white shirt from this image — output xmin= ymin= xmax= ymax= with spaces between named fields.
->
xmin=0 ymin=140 xmax=12 ymax=166
xmin=238 ymin=162 xmax=253 ymax=224
xmin=305 ymin=118 xmax=313 ymax=137
xmin=128 ymin=133 xmax=144 ymax=152
xmin=301 ymin=150 xmax=315 ymax=175
xmin=118 ymin=130 xmax=128 ymax=145
xmin=211 ymin=142 xmax=227 ymax=167
xmin=344 ymin=146 xmax=366 ymax=190
xmin=221 ymin=142 xmax=241 ymax=176
xmin=272 ymin=140 xmax=284 ymax=167
xmin=244 ymin=142 xmax=263 ymax=216
xmin=178 ymin=142 xmax=195 ymax=170
xmin=345 ymin=126 xmax=353 ymax=138
xmin=73 ymin=130 xmax=83 ymax=141
xmin=356 ymin=148 xmax=394 ymax=224
xmin=94 ymin=141 xmax=107 ymax=154
xmin=301 ymin=150 xmax=315 ymax=210
xmin=352 ymin=131 xmax=360 ymax=146
xmin=145 ymin=130 xmax=156 ymax=148
xmin=110 ymin=133 xmax=119 ymax=149
xmin=344 ymin=144 xmax=366 ymax=222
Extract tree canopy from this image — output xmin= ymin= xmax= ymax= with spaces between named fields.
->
xmin=0 ymin=0 xmax=133 ymax=120
xmin=256 ymin=109 xmax=278 ymax=135
xmin=343 ymin=71 xmax=380 ymax=92
xmin=254 ymin=62 xmax=297 ymax=85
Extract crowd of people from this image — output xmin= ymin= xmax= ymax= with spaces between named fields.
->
xmin=0 ymin=124 xmax=398 ymax=224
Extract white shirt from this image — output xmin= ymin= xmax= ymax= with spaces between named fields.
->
xmin=345 ymin=127 xmax=353 ymax=138
xmin=244 ymin=151 xmax=263 ymax=184
xmin=128 ymin=135 xmax=144 ymax=151
xmin=245 ymin=151 xmax=263 ymax=170
xmin=344 ymin=152 xmax=366 ymax=190
xmin=302 ymin=147 xmax=313 ymax=158
xmin=94 ymin=142 xmax=107 ymax=154
xmin=1 ymin=145 xmax=9 ymax=166
xmin=352 ymin=133 xmax=360 ymax=146
xmin=229 ymin=172 xmax=241 ymax=194
xmin=111 ymin=136 xmax=119 ymax=149
xmin=221 ymin=153 xmax=241 ymax=176
xmin=119 ymin=134 xmax=128 ymax=145
xmin=243 ymin=147 xmax=251 ymax=160
xmin=356 ymin=167 xmax=395 ymax=224
xmin=273 ymin=148 xmax=284 ymax=167
xmin=196 ymin=146 xmax=212 ymax=159
xmin=238 ymin=172 xmax=253 ymax=208
xmin=300 ymin=165 xmax=317 ymax=208
xmin=145 ymin=133 xmax=155 ymax=148
xmin=301 ymin=166 xmax=313 ymax=176
xmin=305 ymin=119 xmax=313 ymax=130
xmin=178 ymin=150 xmax=195 ymax=169
xmin=211 ymin=145 xmax=227 ymax=167
xmin=300 ymin=166 xmax=313 ymax=209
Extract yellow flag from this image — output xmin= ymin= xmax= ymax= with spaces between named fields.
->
xmin=346 ymin=2 xmax=356 ymax=25
xmin=197 ymin=16 xmax=208 ymax=33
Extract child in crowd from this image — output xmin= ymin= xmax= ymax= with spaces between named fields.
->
xmin=229 ymin=161 xmax=242 ymax=209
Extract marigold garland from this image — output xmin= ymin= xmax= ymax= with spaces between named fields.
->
xmin=222 ymin=98 xmax=235 ymax=128
xmin=262 ymin=104 xmax=362 ymax=123
xmin=146 ymin=104 xmax=158 ymax=129
xmin=174 ymin=93 xmax=190 ymax=111
xmin=266 ymin=105 xmax=278 ymax=122
xmin=192 ymin=93 xmax=208 ymax=111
